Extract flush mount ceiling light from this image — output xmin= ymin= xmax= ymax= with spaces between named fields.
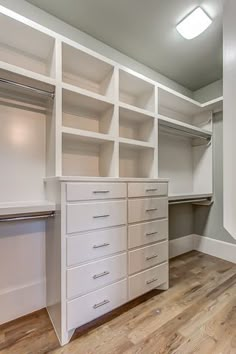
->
xmin=176 ymin=7 xmax=212 ymax=40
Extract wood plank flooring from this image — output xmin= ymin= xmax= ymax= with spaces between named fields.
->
xmin=0 ymin=251 xmax=235 ymax=354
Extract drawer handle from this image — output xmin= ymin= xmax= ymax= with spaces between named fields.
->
xmin=93 ymin=271 xmax=110 ymax=279
xmin=146 ymin=208 xmax=158 ymax=212
xmin=146 ymin=254 xmax=158 ymax=261
xmin=93 ymin=243 xmax=110 ymax=249
xmin=146 ymin=278 xmax=158 ymax=285
xmin=93 ymin=299 xmax=110 ymax=309
xmin=93 ymin=190 xmax=110 ymax=194
xmin=146 ymin=188 xmax=158 ymax=192
xmin=146 ymin=231 xmax=158 ymax=236
xmin=93 ymin=214 xmax=110 ymax=219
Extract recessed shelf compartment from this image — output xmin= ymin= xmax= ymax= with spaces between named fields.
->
xmin=119 ymin=143 xmax=155 ymax=178
xmin=158 ymin=130 xmax=212 ymax=196
xmin=62 ymin=43 xmax=115 ymax=98
xmin=119 ymin=69 xmax=155 ymax=113
xmin=158 ymin=87 xmax=214 ymax=132
xmin=62 ymin=87 xmax=115 ymax=135
xmin=119 ymin=105 xmax=155 ymax=144
xmin=0 ymin=12 xmax=55 ymax=77
xmin=62 ymin=132 xmax=116 ymax=177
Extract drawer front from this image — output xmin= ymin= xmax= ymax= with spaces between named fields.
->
xmin=67 ymin=200 xmax=127 ymax=234
xmin=128 ymin=197 xmax=168 ymax=224
xmin=66 ymin=183 xmax=127 ymax=201
xmin=128 ymin=241 xmax=168 ymax=275
xmin=67 ymin=253 xmax=127 ymax=299
xmin=128 ymin=182 xmax=168 ymax=198
xmin=67 ymin=227 xmax=127 ymax=266
xmin=67 ymin=279 xmax=127 ymax=330
xmin=129 ymin=263 xmax=168 ymax=300
xmin=128 ymin=219 xmax=168 ymax=249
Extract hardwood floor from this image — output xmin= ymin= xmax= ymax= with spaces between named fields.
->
xmin=0 ymin=251 xmax=236 ymax=354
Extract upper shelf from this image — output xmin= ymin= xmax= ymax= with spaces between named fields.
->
xmin=0 ymin=201 xmax=56 ymax=217
xmin=158 ymin=114 xmax=212 ymax=140
xmin=0 ymin=11 xmax=55 ymax=78
xmin=62 ymin=42 xmax=115 ymax=99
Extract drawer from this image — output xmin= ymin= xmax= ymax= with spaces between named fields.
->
xmin=128 ymin=182 xmax=168 ymax=198
xmin=66 ymin=200 xmax=127 ymax=234
xmin=128 ymin=219 xmax=168 ymax=249
xmin=129 ymin=263 xmax=168 ymax=300
xmin=67 ymin=279 xmax=127 ymax=330
xmin=66 ymin=182 xmax=126 ymax=201
xmin=67 ymin=253 xmax=127 ymax=299
xmin=128 ymin=241 xmax=168 ymax=275
xmin=67 ymin=227 xmax=127 ymax=266
xmin=128 ymin=197 xmax=168 ymax=224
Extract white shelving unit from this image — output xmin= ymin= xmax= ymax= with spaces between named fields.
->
xmin=0 ymin=4 xmax=224 ymax=346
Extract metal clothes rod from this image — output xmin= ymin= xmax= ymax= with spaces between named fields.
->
xmin=0 ymin=78 xmax=55 ymax=99
xmin=0 ymin=212 xmax=55 ymax=222
xmin=169 ymin=198 xmax=208 ymax=205
xmin=160 ymin=124 xmax=211 ymax=141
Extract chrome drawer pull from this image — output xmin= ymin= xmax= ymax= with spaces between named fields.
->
xmin=93 ymin=243 xmax=110 ymax=249
xmin=146 ymin=231 xmax=158 ymax=236
xmin=146 ymin=254 xmax=158 ymax=261
xmin=93 ymin=190 xmax=110 ymax=194
xmin=93 ymin=271 xmax=110 ymax=279
xmin=146 ymin=208 xmax=158 ymax=212
xmin=146 ymin=188 xmax=158 ymax=192
xmin=93 ymin=299 xmax=110 ymax=309
xmin=146 ymin=278 xmax=158 ymax=285
xmin=93 ymin=214 xmax=110 ymax=219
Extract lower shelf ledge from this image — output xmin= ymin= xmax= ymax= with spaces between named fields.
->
xmin=168 ymin=193 xmax=213 ymax=205
xmin=0 ymin=201 xmax=56 ymax=217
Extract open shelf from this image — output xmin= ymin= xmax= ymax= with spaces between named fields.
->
xmin=119 ymin=143 xmax=154 ymax=178
xmin=169 ymin=193 xmax=212 ymax=202
xmin=62 ymin=43 xmax=115 ymax=98
xmin=119 ymin=105 xmax=155 ymax=145
xmin=158 ymin=87 xmax=214 ymax=132
xmin=62 ymin=132 xmax=116 ymax=177
xmin=119 ymin=69 xmax=155 ymax=113
xmin=158 ymin=129 xmax=212 ymax=197
xmin=0 ymin=12 xmax=55 ymax=78
xmin=158 ymin=114 xmax=212 ymax=140
xmin=62 ymin=87 xmax=115 ymax=135
xmin=0 ymin=201 xmax=56 ymax=217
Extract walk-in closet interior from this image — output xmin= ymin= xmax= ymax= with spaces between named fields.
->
xmin=0 ymin=1 xmax=235 ymax=352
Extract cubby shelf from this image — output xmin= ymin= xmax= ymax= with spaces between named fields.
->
xmin=119 ymin=137 xmax=155 ymax=149
xmin=158 ymin=114 xmax=212 ymax=140
xmin=119 ymin=101 xmax=155 ymax=118
xmin=62 ymin=126 xmax=115 ymax=143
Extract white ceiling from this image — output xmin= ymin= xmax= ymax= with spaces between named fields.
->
xmin=26 ymin=0 xmax=223 ymax=91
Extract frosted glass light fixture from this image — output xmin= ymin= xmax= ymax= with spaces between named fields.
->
xmin=176 ymin=7 xmax=212 ymax=40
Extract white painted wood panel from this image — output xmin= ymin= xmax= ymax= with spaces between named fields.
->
xmin=67 ymin=253 xmax=127 ymax=299
xmin=66 ymin=200 xmax=127 ymax=234
xmin=128 ymin=197 xmax=168 ymax=223
xmin=67 ymin=279 xmax=127 ymax=330
xmin=128 ymin=182 xmax=168 ymax=198
xmin=129 ymin=263 xmax=168 ymax=300
xmin=66 ymin=182 xmax=126 ymax=201
xmin=128 ymin=241 xmax=168 ymax=275
xmin=128 ymin=219 xmax=168 ymax=249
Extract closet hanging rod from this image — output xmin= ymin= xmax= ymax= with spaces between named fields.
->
xmin=0 ymin=78 xmax=55 ymax=99
xmin=160 ymin=124 xmax=211 ymax=140
xmin=0 ymin=212 xmax=55 ymax=222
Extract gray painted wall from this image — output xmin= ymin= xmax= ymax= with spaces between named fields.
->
xmin=169 ymin=204 xmax=194 ymax=240
xmin=194 ymin=112 xmax=236 ymax=244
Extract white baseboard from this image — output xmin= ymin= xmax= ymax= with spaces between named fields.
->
xmin=169 ymin=234 xmax=236 ymax=264
xmin=0 ymin=279 xmax=46 ymax=325
xmin=194 ymin=235 xmax=236 ymax=264
xmin=169 ymin=234 xmax=194 ymax=259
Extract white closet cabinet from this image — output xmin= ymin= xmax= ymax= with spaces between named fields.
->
xmin=46 ymin=178 xmax=169 ymax=345
xmin=0 ymin=5 xmax=223 ymax=346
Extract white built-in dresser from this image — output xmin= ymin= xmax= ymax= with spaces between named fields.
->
xmin=46 ymin=178 xmax=169 ymax=345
